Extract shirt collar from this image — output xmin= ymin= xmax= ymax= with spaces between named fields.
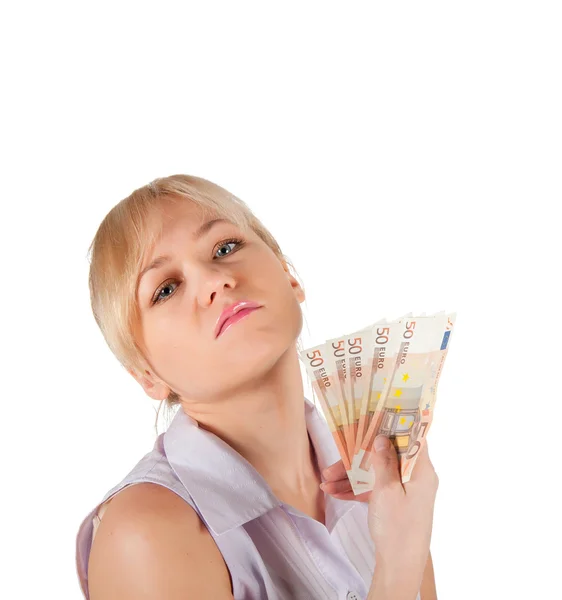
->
xmin=163 ymin=395 xmax=362 ymax=536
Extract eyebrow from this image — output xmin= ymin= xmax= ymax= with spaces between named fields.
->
xmin=137 ymin=218 xmax=229 ymax=288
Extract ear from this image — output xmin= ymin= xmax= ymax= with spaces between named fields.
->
xmin=127 ymin=367 xmax=171 ymax=401
xmin=282 ymin=260 xmax=305 ymax=304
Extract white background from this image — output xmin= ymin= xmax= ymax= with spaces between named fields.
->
xmin=1 ymin=1 xmax=560 ymax=598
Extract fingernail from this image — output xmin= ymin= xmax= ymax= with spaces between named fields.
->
xmin=374 ymin=435 xmax=389 ymax=452
xmin=319 ymin=483 xmax=326 ymax=490
xmin=322 ymin=468 xmax=329 ymax=478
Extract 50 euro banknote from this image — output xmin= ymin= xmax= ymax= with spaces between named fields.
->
xmin=300 ymin=311 xmax=456 ymax=494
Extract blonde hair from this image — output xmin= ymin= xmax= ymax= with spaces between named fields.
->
xmin=87 ymin=174 xmax=306 ymax=433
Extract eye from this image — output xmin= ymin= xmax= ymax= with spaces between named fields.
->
xmin=150 ymin=237 xmax=245 ymax=305
xmin=215 ymin=238 xmax=243 ymax=258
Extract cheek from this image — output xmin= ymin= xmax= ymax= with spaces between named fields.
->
xmin=253 ymin=297 xmax=303 ymax=347
xmin=276 ymin=287 xmax=304 ymax=328
xmin=144 ymin=319 xmax=198 ymax=365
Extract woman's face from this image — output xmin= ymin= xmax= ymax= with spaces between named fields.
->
xmin=132 ymin=198 xmax=305 ymax=401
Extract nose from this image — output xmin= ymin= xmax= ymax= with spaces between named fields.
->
xmin=196 ymin=266 xmax=238 ymax=307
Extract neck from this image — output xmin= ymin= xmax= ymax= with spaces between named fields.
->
xmin=180 ymin=346 xmax=320 ymax=498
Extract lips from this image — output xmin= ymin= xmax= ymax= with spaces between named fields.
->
xmin=215 ymin=300 xmax=262 ymax=338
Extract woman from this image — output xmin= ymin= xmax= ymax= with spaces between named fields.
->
xmin=75 ymin=174 xmax=438 ymax=599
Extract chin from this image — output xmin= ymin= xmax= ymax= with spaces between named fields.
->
xmin=231 ymin=334 xmax=295 ymax=375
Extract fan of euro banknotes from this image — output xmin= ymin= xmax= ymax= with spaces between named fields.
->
xmin=299 ymin=311 xmax=456 ymax=496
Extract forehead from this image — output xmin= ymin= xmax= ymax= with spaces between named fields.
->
xmin=144 ymin=197 xmax=228 ymax=244
xmin=149 ymin=197 xmax=214 ymax=230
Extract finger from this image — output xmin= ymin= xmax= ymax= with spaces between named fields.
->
xmin=320 ymin=477 xmax=352 ymax=495
xmin=322 ymin=459 xmax=347 ymax=481
xmin=415 ymin=440 xmax=431 ymax=468
xmin=331 ymin=489 xmax=372 ymax=502
xmin=407 ymin=440 xmax=436 ymax=485
xmin=371 ymin=435 xmax=401 ymax=489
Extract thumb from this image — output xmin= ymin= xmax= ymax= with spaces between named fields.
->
xmin=371 ymin=435 xmax=401 ymax=489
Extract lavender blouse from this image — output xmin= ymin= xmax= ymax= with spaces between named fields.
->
xmin=75 ymin=396 xmax=422 ymax=599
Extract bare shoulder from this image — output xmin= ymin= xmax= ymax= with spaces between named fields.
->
xmin=88 ymin=482 xmax=233 ymax=599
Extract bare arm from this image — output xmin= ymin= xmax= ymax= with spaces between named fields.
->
xmin=366 ymin=564 xmax=421 ymax=600
xmin=420 ymin=550 xmax=437 ymax=600
xmin=88 ymin=483 xmax=234 ymax=599
xmin=366 ymin=549 xmax=436 ymax=600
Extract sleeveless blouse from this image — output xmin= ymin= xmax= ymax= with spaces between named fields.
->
xmin=75 ymin=396 xmax=421 ymax=600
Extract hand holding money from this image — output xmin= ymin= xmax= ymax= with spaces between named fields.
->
xmin=366 ymin=434 xmax=439 ymax=600
xmin=301 ymin=311 xmax=456 ymax=495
